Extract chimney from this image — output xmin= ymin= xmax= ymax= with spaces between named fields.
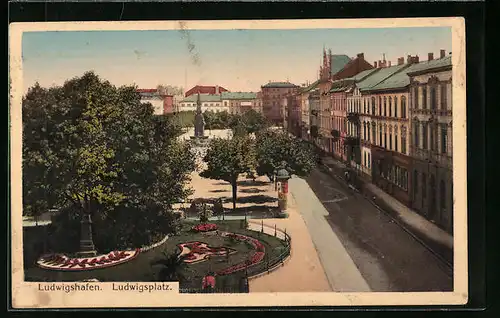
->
xmin=407 ymin=55 xmax=412 ymax=64
xmin=357 ymin=53 xmax=364 ymax=59
xmin=378 ymin=60 xmax=382 ymax=68
xmin=428 ymin=52 xmax=434 ymax=61
xmin=374 ymin=61 xmax=378 ymax=68
xmin=440 ymin=49 xmax=446 ymax=58
xmin=388 ymin=61 xmax=392 ymax=67
xmin=414 ymin=55 xmax=420 ymax=63
xmin=398 ymin=57 xmax=404 ymax=65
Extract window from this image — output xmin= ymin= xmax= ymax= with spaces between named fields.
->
xmin=413 ymin=87 xmax=419 ymax=109
xmin=441 ymin=124 xmax=448 ymax=154
xmin=364 ymin=152 xmax=367 ymax=167
xmin=379 ymin=96 xmax=382 ymax=115
xmin=401 ymin=127 xmax=407 ymax=154
xmin=422 ymin=86 xmax=427 ymax=109
xmin=394 ymin=96 xmax=398 ymax=118
xmin=371 ymin=97 xmax=376 ymax=115
xmin=403 ymin=169 xmax=408 ymax=191
xmin=363 ymin=99 xmax=366 ymax=114
xmin=395 ymin=133 xmax=399 ymax=152
xmin=389 ymin=97 xmax=392 ymax=117
xmin=401 ymin=96 xmax=407 ymax=118
xmin=379 ymin=124 xmax=383 ymax=146
xmin=372 ymin=123 xmax=376 ymax=145
xmin=384 ymin=97 xmax=387 ymax=116
xmin=368 ymin=153 xmax=371 ymax=168
xmin=384 ymin=125 xmax=387 ymax=148
xmin=414 ymin=121 xmax=420 ymax=148
xmin=363 ymin=122 xmax=367 ymax=140
xmin=430 ymin=124 xmax=436 ymax=151
xmin=430 ymin=86 xmax=437 ymax=110
xmin=422 ymin=122 xmax=428 ymax=150
xmin=440 ymin=84 xmax=447 ymax=110
xmin=389 ymin=128 xmax=393 ymax=150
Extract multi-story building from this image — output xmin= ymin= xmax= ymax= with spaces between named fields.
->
xmin=220 ymin=92 xmax=258 ymax=114
xmin=317 ymin=50 xmax=374 ymax=155
xmin=354 ymin=59 xmax=412 ymax=181
xmin=344 ymin=68 xmax=381 ymax=169
xmin=408 ymin=50 xmax=453 ymax=233
xmin=137 ymin=88 xmax=174 ymax=115
xmin=308 ymin=88 xmax=321 ymax=142
xmin=284 ymin=92 xmax=302 ymax=137
xmin=184 ymin=85 xmax=228 ymax=97
xmin=178 ymin=94 xmax=227 ymax=113
xmin=260 ymin=82 xmax=299 ymax=126
xmin=298 ymin=81 xmax=319 ymax=140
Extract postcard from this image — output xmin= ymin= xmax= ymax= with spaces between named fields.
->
xmin=9 ymin=17 xmax=467 ymax=308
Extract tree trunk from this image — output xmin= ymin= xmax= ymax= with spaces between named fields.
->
xmin=231 ymin=176 xmax=237 ymax=211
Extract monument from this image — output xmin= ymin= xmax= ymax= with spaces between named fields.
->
xmin=190 ymin=93 xmax=209 ymax=146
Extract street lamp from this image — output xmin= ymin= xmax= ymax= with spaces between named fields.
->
xmin=275 ymin=162 xmax=291 ymax=218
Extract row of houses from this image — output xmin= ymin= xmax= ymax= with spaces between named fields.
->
xmin=137 ymin=85 xmax=262 ymax=115
xmin=284 ymin=48 xmax=454 ymax=234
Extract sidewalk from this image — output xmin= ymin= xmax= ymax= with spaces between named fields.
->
xmin=247 ymin=186 xmax=332 ymax=293
xmin=319 ymin=155 xmax=453 ymax=265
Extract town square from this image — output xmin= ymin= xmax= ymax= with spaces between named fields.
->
xmin=18 ymin=24 xmax=457 ymax=295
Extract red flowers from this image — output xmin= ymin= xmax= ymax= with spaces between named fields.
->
xmin=37 ymin=249 xmax=140 ymax=271
xmin=215 ymin=233 xmax=266 ymax=276
xmin=192 ymin=223 xmax=218 ymax=232
xmin=202 ymin=275 xmax=216 ymax=289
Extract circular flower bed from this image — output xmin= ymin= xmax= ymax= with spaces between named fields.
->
xmin=192 ymin=223 xmax=218 ymax=232
xmin=216 ymin=232 xmax=266 ymax=276
xmin=37 ymin=249 xmax=140 ymax=271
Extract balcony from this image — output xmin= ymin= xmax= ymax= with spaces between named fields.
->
xmin=347 ymin=112 xmax=360 ymax=123
xmin=344 ymin=136 xmax=360 ymax=146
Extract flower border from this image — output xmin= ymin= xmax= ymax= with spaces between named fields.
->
xmin=37 ymin=249 xmax=140 ymax=271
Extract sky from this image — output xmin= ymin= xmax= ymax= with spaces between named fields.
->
xmin=22 ymin=27 xmax=451 ymax=93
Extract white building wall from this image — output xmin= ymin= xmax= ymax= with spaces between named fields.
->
xmin=141 ymin=98 xmax=164 ymax=115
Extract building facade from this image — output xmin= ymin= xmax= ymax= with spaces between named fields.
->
xmin=220 ymin=92 xmax=259 ymax=114
xmin=408 ymin=51 xmax=453 ymax=233
xmin=260 ymin=82 xmax=299 ymax=126
xmin=137 ymin=88 xmax=173 ymax=115
xmin=178 ymin=94 xmax=227 ymax=113
xmin=316 ymin=50 xmax=374 ymax=156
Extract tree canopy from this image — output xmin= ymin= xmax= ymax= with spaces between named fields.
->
xmin=200 ymin=136 xmax=255 ymax=210
xmin=254 ymin=129 xmax=317 ymax=179
xmin=22 ymin=72 xmax=195 ymax=252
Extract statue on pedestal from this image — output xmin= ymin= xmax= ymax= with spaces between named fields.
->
xmin=194 ymin=93 xmax=206 ymax=138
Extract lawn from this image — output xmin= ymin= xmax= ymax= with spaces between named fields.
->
xmin=24 ymin=220 xmax=289 ymax=292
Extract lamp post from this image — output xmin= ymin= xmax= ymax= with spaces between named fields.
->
xmin=276 ymin=162 xmax=291 ymax=218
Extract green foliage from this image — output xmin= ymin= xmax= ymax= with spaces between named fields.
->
xmin=168 ymin=111 xmax=196 ymax=128
xmin=22 ymin=72 xmax=195 ymax=252
xmin=151 ymin=252 xmax=188 ymax=282
xmin=255 ymin=129 xmax=317 ymax=179
xmin=200 ymin=136 xmax=255 ymax=210
xmin=198 ymin=203 xmax=213 ymax=223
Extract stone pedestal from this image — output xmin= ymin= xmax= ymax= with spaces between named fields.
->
xmin=77 ymin=214 xmax=97 ymax=257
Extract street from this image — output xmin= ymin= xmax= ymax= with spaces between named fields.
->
xmin=292 ymin=167 xmax=453 ymax=292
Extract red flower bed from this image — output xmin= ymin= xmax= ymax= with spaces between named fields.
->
xmin=215 ymin=233 xmax=266 ymax=276
xmin=192 ymin=223 xmax=218 ymax=232
xmin=37 ymin=249 xmax=140 ymax=271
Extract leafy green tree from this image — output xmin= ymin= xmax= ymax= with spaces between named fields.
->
xmin=22 ymin=72 xmax=195 ymax=252
xmin=255 ymin=129 xmax=317 ymax=180
xmin=200 ymin=136 xmax=255 ymax=210
xmin=151 ymin=252 xmax=189 ymax=282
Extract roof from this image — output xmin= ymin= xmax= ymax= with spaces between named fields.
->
xmin=185 ymin=85 xmax=228 ymax=97
xmin=329 ymin=79 xmax=355 ymax=93
xmin=344 ymin=68 xmax=381 ymax=82
xmin=330 ymin=54 xmax=353 ymax=75
xmin=357 ymin=64 xmax=410 ymax=92
xmin=180 ymin=94 xmax=222 ymax=103
xmin=220 ymin=92 xmax=257 ymax=100
xmin=368 ymin=56 xmax=452 ymax=92
xmin=136 ymin=88 xmax=157 ymax=93
xmin=298 ymin=80 xmax=320 ymax=93
xmin=406 ymin=55 xmax=452 ymax=76
xmin=261 ymin=82 xmax=299 ymax=88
